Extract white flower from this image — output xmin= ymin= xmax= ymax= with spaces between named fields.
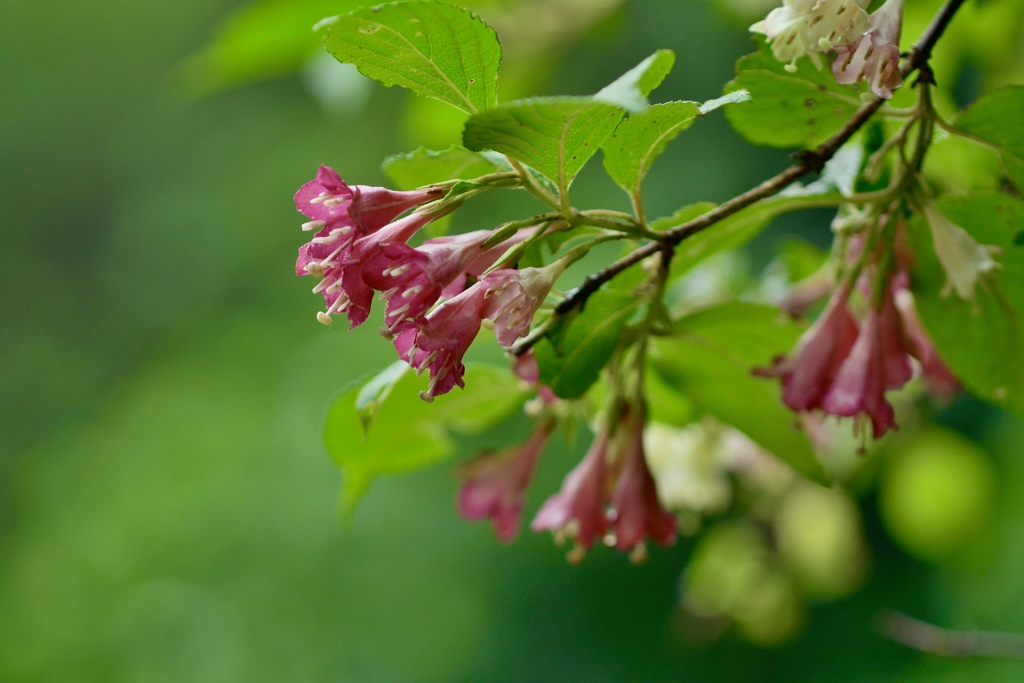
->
xmin=751 ymin=0 xmax=870 ymax=72
xmin=922 ymin=203 xmax=1001 ymax=302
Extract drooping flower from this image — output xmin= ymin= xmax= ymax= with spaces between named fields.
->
xmin=532 ymin=429 xmax=610 ymax=562
xmin=366 ymin=230 xmax=494 ymax=332
xmin=512 ymin=349 xmax=558 ymax=404
xmin=893 ymin=285 xmax=959 ymax=400
xmin=609 ymin=411 xmax=678 ymax=560
xmin=392 ymin=261 xmax=566 ymax=401
xmin=391 ymin=277 xmax=490 ymax=401
xmin=456 ymin=422 xmax=552 ymax=542
xmin=820 ymin=289 xmax=908 ymax=439
xmin=921 ymin=203 xmax=1000 ymax=302
xmin=832 ymin=0 xmax=905 ymax=98
xmin=759 ymin=286 xmax=860 ymax=412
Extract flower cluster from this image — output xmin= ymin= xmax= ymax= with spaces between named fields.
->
xmin=752 ymin=0 xmax=905 ymax=98
xmin=454 ymin=403 xmax=677 ymax=563
xmin=532 ymin=406 xmax=677 ymax=563
xmin=761 ymin=269 xmax=956 ymax=440
xmin=295 ymin=165 xmax=559 ymax=400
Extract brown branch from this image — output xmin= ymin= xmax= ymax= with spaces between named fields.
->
xmin=511 ymin=0 xmax=969 ymax=356
xmin=878 ymin=610 xmax=1024 ymax=660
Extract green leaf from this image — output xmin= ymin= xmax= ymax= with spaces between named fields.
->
xmin=723 ymin=37 xmax=863 ymax=149
xmin=178 ymin=0 xmax=364 ymax=95
xmin=325 ymin=362 xmax=527 ymax=517
xmin=954 ymin=85 xmax=1024 ymax=191
xmin=1002 ymin=151 xmax=1024 ymax=194
xmin=602 ymin=92 xmax=747 ymax=197
xmin=535 ymin=276 xmax=644 ymax=399
xmin=593 ymin=49 xmax=675 ymax=113
xmin=324 ymin=0 xmax=501 ymax=114
xmin=651 ymin=301 xmax=827 ymax=483
xmin=462 ymin=51 xmax=674 ymax=185
xmin=602 ymin=101 xmax=702 ymax=197
xmin=382 ymin=145 xmax=500 ymax=190
xmin=355 ymin=360 xmax=409 ymax=433
xmin=463 ymin=97 xmax=623 ymax=186
xmin=909 ymin=193 xmax=1024 ymax=418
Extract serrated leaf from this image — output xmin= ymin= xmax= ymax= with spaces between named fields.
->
xmin=382 ymin=145 xmax=499 ymax=190
xmin=908 ymin=193 xmax=1024 ymax=418
xmin=463 ymin=97 xmax=623 ymax=186
xmin=723 ymin=37 xmax=863 ymax=149
xmin=954 ymin=85 xmax=1024 ymax=191
xmin=602 ymin=101 xmax=702 ymax=197
xmin=326 ymin=362 xmax=527 ymax=518
xmin=535 ymin=283 xmax=643 ymax=399
xmin=324 ymin=1 xmax=501 ymax=114
xmin=601 ymin=93 xmax=748 ymax=200
xmin=651 ymin=302 xmax=827 ymax=483
xmin=593 ymin=49 xmax=675 ymax=113
xmin=462 ymin=51 xmax=674 ymax=185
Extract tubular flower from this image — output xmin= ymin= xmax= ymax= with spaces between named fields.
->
xmin=315 ymin=210 xmax=437 ymax=329
xmin=832 ymin=0 xmax=905 ymax=98
xmin=893 ymin=286 xmax=959 ymax=400
xmin=481 ymin=265 xmax=562 ymax=347
xmin=532 ymin=429 xmax=611 ymax=562
xmin=391 ymin=262 xmax=562 ymax=401
xmin=366 ymin=230 xmax=494 ymax=333
xmin=294 ymin=165 xmax=439 ymax=327
xmin=820 ymin=281 xmax=914 ymax=438
xmin=391 ymin=279 xmax=490 ymax=402
xmin=456 ymin=422 xmax=552 ymax=543
xmin=759 ymin=286 xmax=860 ymax=412
xmin=921 ymin=203 xmax=1001 ymax=302
xmin=609 ymin=411 xmax=678 ymax=560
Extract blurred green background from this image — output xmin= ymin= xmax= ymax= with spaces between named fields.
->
xmin=3 ymin=0 xmax=1024 ymax=680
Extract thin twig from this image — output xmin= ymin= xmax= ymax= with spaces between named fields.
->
xmin=511 ymin=0 xmax=969 ymax=356
xmin=878 ymin=610 xmax=1024 ymax=660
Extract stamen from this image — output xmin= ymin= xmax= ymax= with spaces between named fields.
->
xmin=403 ymin=285 xmax=423 ymax=299
xmin=309 ymin=192 xmax=331 ymax=205
xmin=323 ymin=197 xmax=346 ymax=207
xmin=317 ymin=312 xmax=333 ymax=325
xmin=301 ymin=220 xmax=326 ymax=231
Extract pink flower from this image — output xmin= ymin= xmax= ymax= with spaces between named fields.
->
xmin=391 ymin=275 xmax=489 ymax=401
xmin=760 ymin=287 xmax=860 ymax=412
xmin=294 ymin=165 xmax=439 ymax=326
xmin=609 ymin=412 xmax=677 ymax=558
xmin=316 ymin=210 xmax=437 ymax=329
xmin=480 ymin=266 xmax=560 ymax=347
xmin=531 ymin=429 xmax=610 ymax=560
xmin=456 ymin=422 xmax=552 ymax=542
xmin=367 ymin=230 xmax=493 ymax=333
xmin=392 ymin=263 xmax=563 ymax=401
xmin=820 ymin=291 xmax=907 ymax=439
xmin=533 ymin=408 xmax=677 ymax=562
xmin=832 ymin=0 xmax=905 ymax=98
xmin=893 ymin=285 xmax=959 ymax=401
xmin=513 ymin=350 xmax=558 ymax=404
